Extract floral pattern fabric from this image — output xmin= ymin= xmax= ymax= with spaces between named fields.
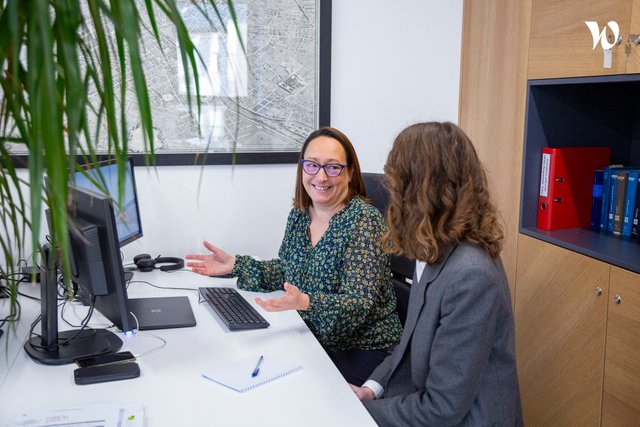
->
xmin=233 ymin=197 xmax=402 ymax=351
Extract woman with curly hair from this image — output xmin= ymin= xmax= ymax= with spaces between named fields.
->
xmin=351 ymin=122 xmax=523 ymax=426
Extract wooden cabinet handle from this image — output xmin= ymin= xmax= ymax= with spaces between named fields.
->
xmin=595 ymin=287 xmax=602 ymax=296
xmin=614 ymin=295 xmax=622 ymax=304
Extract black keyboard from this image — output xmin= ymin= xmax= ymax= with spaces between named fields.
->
xmin=199 ymin=287 xmax=270 ymax=330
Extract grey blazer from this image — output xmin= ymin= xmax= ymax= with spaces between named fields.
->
xmin=364 ymin=242 xmax=523 ymax=426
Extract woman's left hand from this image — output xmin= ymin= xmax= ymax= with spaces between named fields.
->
xmin=256 ymin=282 xmax=310 ymax=312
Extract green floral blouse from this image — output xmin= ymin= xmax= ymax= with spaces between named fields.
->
xmin=232 ymin=196 xmax=402 ymax=352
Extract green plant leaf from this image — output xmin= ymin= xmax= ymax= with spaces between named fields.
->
xmin=0 ymin=0 xmax=238 ymax=329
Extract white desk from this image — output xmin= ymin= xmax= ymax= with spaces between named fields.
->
xmin=0 ymin=270 xmax=376 ymax=426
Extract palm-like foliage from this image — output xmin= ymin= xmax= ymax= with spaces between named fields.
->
xmin=0 ymin=0 xmax=240 ymax=325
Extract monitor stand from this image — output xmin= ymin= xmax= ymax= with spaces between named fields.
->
xmin=23 ymin=244 xmax=122 ymax=365
xmin=24 ymin=329 xmax=122 ymax=365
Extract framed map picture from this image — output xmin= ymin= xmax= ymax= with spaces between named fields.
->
xmin=9 ymin=0 xmax=331 ymax=166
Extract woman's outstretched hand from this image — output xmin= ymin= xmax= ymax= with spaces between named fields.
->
xmin=185 ymin=241 xmax=236 ymax=276
xmin=256 ymin=282 xmax=310 ymax=312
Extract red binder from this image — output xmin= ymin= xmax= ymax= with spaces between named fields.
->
xmin=537 ymin=147 xmax=611 ymax=230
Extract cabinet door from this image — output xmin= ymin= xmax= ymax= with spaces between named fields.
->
xmin=628 ymin=0 xmax=640 ymax=73
xmin=602 ymin=267 xmax=640 ymax=426
xmin=528 ymin=0 xmax=631 ymax=79
xmin=515 ymin=235 xmax=610 ymax=426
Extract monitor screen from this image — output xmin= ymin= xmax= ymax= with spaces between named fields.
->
xmin=66 ymin=185 xmax=136 ymax=332
xmin=74 ymin=158 xmax=142 ymax=247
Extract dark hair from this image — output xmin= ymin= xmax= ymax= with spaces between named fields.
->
xmin=293 ymin=127 xmax=367 ymax=211
xmin=382 ymin=122 xmax=504 ymax=263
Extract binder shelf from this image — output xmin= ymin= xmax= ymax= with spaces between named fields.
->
xmin=521 ymin=74 xmax=640 ymax=274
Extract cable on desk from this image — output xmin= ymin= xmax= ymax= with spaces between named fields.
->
xmin=129 ymin=310 xmax=140 ymax=332
xmin=60 ymin=298 xmax=95 ymax=329
xmin=16 ymin=293 xmax=39 ymax=303
xmin=126 ymin=330 xmax=168 ymax=359
xmin=104 ymin=313 xmax=167 ymax=359
xmin=163 ymin=268 xmax=190 ymax=274
xmin=0 ymin=252 xmax=46 ymax=328
xmin=0 ymin=298 xmax=21 ymax=330
xmin=26 ymin=296 xmax=98 ymax=350
xmin=0 ymin=277 xmax=28 ymax=328
xmin=0 ymin=298 xmax=21 ymax=326
xmin=127 ymin=279 xmax=201 ymax=294
xmin=0 ymin=272 xmax=28 ymax=302
xmin=1 ymin=272 xmax=25 ymax=280
xmin=57 ymin=273 xmax=71 ymax=299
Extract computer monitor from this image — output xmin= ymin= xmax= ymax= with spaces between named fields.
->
xmin=74 ymin=158 xmax=142 ymax=247
xmin=66 ymin=185 xmax=138 ymax=332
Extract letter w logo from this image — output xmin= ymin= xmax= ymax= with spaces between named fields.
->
xmin=585 ymin=21 xmax=620 ymax=50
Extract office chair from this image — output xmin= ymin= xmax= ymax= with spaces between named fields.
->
xmin=362 ymin=173 xmax=414 ymax=326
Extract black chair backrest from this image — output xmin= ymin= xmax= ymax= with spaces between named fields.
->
xmin=362 ymin=172 xmax=414 ymax=326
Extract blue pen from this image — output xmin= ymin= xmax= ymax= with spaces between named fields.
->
xmin=251 ymin=355 xmax=264 ymax=377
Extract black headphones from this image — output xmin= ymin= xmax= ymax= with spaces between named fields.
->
xmin=133 ymin=254 xmax=184 ymax=272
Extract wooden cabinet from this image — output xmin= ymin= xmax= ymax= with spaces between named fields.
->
xmin=460 ymin=1 xmax=640 ymax=424
xmin=602 ymin=267 xmax=640 ymax=425
xmin=515 ymin=236 xmax=640 ymax=425
xmin=528 ymin=0 xmax=639 ymax=78
xmin=515 ymin=234 xmax=610 ymax=425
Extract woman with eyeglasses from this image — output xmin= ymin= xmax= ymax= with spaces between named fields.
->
xmin=186 ymin=127 xmax=403 ymax=385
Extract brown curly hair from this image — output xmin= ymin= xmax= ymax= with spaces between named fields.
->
xmin=382 ymin=122 xmax=504 ymax=263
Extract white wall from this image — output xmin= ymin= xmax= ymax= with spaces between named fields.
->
xmin=21 ymin=1 xmax=463 ymax=264
xmin=331 ymin=1 xmax=463 ymax=172
xmin=121 ymin=164 xmax=296 ymax=261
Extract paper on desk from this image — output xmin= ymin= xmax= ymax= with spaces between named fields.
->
xmin=7 ymin=403 xmax=144 ymax=427
xmin=202 ymin=352 xmax=303 ymax=392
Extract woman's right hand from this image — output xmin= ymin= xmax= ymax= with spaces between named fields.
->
xmin=185 ymin=241 xmax=236 ymax=276
xmin=349 ymin=384 xmax=376 ymax=401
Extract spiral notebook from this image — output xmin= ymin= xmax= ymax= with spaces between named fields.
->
xmin=202 ymin=353 xmax=303 ymax=392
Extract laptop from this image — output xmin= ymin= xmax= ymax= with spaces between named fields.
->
xmin=128 ymin=296 xmax=196 ymax=330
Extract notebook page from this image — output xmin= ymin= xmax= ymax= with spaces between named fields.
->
xmin=202 ymin=353 xmax=303 ymax=392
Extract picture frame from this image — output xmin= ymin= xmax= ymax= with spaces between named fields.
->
xmin=10 ymin=0 xmax=331 ymax=166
